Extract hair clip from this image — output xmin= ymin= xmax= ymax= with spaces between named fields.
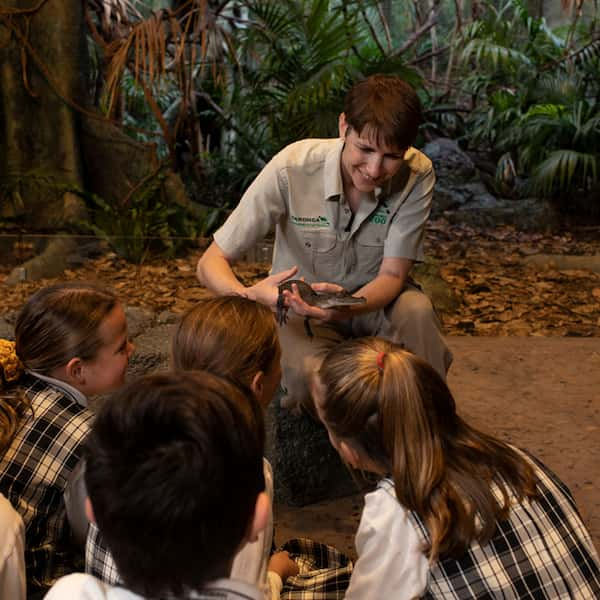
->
xmin=376 ymin=351 xmax=385 ymax=371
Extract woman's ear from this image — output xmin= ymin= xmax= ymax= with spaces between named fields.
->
xmin=85 ymin=497 xmax=96 ymax=524
xmin=338 ymin=112 xmax=348 ymax=137
xmin=250 ymin=371 xmax=264 ymax=400
xmin=247 ymin=491 xmax=269 ymax=543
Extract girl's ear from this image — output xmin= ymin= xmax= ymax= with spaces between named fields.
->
xmin=338 ymin=440 xmax=361 ymax=469
xmin=247 ymin=491 xmax=269 ymax=543
xmin=338 ymin=112 xmax=348 ymax=137
xmin=64 ymin=357 xmax=84 ymax=385
xmin=85 ymin=497 xmax=96 ymax=524
xmin=250 ymin=371 xmax=264 ymax=399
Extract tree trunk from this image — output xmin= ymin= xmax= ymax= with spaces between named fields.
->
xmin=0 ymin=0 xmax=89 ymax=226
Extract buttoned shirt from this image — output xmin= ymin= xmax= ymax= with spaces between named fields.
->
xmin=0 ymin=373 xmax=93 ymax=592
xmin=214 ymin=138 xmax=434 ymax=292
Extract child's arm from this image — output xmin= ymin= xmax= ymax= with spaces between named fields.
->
xmin=345 ymin=485 xmax=429 ymax=599
xmin=267 ymin=551 xmax=299 ymax=599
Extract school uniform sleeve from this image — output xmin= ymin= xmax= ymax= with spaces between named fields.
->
xmin=345 ymin=483 xmax=429 ymax=600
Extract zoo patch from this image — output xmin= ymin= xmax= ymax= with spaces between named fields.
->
xmin=290 ymin=215 xmax=331 ymax=228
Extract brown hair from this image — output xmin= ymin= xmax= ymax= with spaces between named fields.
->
xmin=343 ymin=74 xmax=422 ymax=150
xmin=317 ymin=337 xmax=537 ymax=562
xmin=1 ymin=282 xmax=118 ymax=451
xmin=15 ymin=282 xmax=118 ymax=373
xmin=172 ymin=295 xmax=279 ymax=390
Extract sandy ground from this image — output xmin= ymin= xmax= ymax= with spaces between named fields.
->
xmin=274 ymin=336 xmax=600 ymax=559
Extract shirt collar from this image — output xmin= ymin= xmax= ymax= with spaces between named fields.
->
xmin=27 ymin=371 xmax=88 ymax=408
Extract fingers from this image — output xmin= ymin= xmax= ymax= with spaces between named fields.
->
xmin=311 ymin=282 xmax=344 ymax=293
xmin=271 ymin=266 xmax=298 ymax=284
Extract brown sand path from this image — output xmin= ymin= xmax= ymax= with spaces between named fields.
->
xmin=274 ymin=336 xmax=600 ymax=558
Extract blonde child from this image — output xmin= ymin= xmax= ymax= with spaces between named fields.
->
xmin=312 ymin=337 xmax=600 ymax=598
xmin=0 ymin=282 xmax=134 ymax=595
xmin=85 ymin=296 xmax=297 ymax=597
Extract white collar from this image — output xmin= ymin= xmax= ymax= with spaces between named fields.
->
xmin=27 ymin=371 xmax=88 ymax=408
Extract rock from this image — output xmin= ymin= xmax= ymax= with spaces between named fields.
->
xmin=265 ymin=398 xmax=358 ymax=506
xmin=445 ymin=197 xmax=561 ymax=231
xmin=412 ymin=258 xmax=460 ymax=315
xmin=128 ymin=323 xmax=174 ymax=371
xmin=423 ymin=138 xmax=477 ymax=185
xmin=123 ymin=306 xmax=156 ymax=338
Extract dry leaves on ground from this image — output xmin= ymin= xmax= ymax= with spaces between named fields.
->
xmin=1 ymin=220 xmax=599 ymax=338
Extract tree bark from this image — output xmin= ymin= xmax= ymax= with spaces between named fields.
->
xmin=0 ymin=0 xmax=89 ymax=226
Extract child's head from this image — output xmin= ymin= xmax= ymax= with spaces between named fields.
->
xmin=172 ymin=295 xmax=281 ymax=406
xmin=313 ymin=337 xmax=455 ymax=481
xmin=84 ymin=371 xmax=267 ymax=597
xmin=14 ymin=281 xmax=134 ymax=396
xmin=342 ymin=74 xmax=422 ymax=151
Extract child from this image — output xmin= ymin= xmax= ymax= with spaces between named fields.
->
xmin=312 ymin=337 xmax=600 ymax=598
xmin=0 ymin=282 xmax=134 ymax=595
xmin=85 ymin=296 xmax=297 ymax=596
xmin=46 ymin=371 xmax=272 ymax=599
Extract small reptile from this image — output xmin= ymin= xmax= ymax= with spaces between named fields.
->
xmin=276 ymin=279 xmax=366 ymax=338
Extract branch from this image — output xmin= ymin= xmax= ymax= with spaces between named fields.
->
xmin=393 ymin=1 xmax=441 ymax=57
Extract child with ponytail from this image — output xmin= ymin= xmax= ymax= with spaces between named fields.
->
xmin=0 ymin=282 xmax=134 ymax=595
xmin=313 ymin=337 xmax=600 ymax=598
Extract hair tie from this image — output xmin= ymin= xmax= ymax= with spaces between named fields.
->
xmin=0 ymin=339 xmax=24 ymax=384
xmin=376 ymin=351 xmax=386 ymax=371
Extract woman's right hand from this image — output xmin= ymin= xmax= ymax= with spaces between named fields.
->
xmin=245 ymin=266 xmax=298 ymax=311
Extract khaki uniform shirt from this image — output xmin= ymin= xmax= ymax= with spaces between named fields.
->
xmin=214 ymin=138 xmax=434 ymax=292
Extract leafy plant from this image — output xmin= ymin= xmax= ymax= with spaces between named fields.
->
xmin=83 ymin=170 xmax=199 ymax=262
xmin=456 ymin=0 xmax=600 ymax=205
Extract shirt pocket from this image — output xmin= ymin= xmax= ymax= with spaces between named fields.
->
xmin=355 ymin=229 xmax=385 ymax=277
xmin=301 ymin=231 xmax=344 ymax=279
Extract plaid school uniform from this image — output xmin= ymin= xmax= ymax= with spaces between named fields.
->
xmin=85 ymin=522 xmax=121 ymax=584
xmin=407 ymin=448 xmax=600 ymax=599
xmin=0 ymin=373 xmax=93 ymax=592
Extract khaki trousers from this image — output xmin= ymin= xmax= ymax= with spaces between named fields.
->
xmin=278 ymin=283 xmax=453 ymax=410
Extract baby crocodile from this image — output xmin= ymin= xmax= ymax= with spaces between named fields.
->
xmin=276 ymin=279 xmax=366 ymax=338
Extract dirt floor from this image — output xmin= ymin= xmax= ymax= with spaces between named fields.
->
xmin=274 ymin=336 xmax=600 ymax=558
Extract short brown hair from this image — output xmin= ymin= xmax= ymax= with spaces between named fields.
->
xmin=343 ymin=74 xmax=422 ymax=150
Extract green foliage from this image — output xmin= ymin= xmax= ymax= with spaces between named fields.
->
xmin=456 ymin=0 xmax=600 ymax=204
xmin=83 ymin=170 xmax=199 ymax=263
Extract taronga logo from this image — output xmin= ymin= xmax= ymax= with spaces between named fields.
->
xmin=290 ymin=215 xmax=330 ymax=228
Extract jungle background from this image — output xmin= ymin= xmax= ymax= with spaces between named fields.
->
xmin=1 ymin=0 xmax=599 ymax=337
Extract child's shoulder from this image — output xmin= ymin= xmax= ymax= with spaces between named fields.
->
xmin=45 ymin=572 xmax=142 ymax=600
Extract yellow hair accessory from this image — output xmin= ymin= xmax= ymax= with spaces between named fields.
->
xmin=0 ymin=339 xmax=25 ymax=384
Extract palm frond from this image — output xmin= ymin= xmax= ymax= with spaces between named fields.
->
xmin=532 ymin=149 xmax=598 ymax=195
